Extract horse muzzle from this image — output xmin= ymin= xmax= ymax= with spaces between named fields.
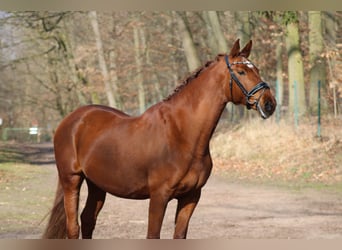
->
xmin=257 ymin=94 xmax=277 ymax=119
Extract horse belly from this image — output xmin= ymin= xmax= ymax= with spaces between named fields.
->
xmin=84 ymin=163 xmax=150 ymax=199
xmin=78 ymin=127 xmax=157 ymax=199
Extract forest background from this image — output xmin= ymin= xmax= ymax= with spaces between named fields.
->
xmin=0 ymin=11 xmax=341 ymax=141
xmin=1 ymin=11 xmax=342 ymax=240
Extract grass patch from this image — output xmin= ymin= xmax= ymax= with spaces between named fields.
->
xmin=0 ymin=163 xmax=57 ymax=238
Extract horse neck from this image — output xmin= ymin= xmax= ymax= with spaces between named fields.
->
xmin=165 ymin=61 xmax=228 ymax=150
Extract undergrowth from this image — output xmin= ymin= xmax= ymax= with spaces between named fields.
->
xmin=211 ymin=116 xmax=342 ymax=188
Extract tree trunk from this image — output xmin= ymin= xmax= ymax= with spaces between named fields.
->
xmin=137 ymin=21 xmax=163 ymax=104
xmin=234 ymin=11 xmax=252 ymax=120
xmin=108 ymin=49 xmax=121 ymax=108
xmin=276 ymin=36 xmax=284 ymax=107
xmin=325 ymin=11 xmax=341 ymax=116
xmin=61 ymin=16 xmax=87 ymax=106
xmin=203 ymin=11 xmax=228 ymax=54
xmin=108 ymin=13 xmax=122 ymax=108
xmin=133 ymin=25 xmax=146 ymax=114
xmin=176 ymin=11 xmax=201 ymax=72
xmin=168 ymin=11 xmax=181 ymax=91
xmin=309 ymin=11 xmax=327 ymax=114
xmin=334 ymin=11 xmax=342 ymax=115
xmin=285 ymin=20 xmax=306 ymax=116
xmin=235 ymin=11 xmax=251 ymax=46
xmin=89 ymin=11 xmax=116 ymax=107
xmin=202 ymin=11 xmax=219 ymax=55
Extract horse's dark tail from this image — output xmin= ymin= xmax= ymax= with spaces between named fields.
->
xmin=42 ymin=181 xmax=67 ymax=239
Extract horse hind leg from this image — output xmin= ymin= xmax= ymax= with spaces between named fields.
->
xmin=80 ymin=179 xmax=106 ymax=239
xmin=62 ymin=174 xmax=84 ymax=239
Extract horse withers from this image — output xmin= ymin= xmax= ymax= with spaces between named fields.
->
xmin=43 ymin=39 xmax=276 ymax=239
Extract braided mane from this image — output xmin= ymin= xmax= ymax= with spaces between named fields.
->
xmin=164 ymin=54 xmax=224 ymax=101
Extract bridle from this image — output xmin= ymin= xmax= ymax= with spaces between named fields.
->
xmin=225 ymin=55 xmax=270 ymax=110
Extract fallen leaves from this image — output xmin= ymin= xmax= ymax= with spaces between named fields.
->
xmin=211 ymin=118 xmax=342 ymax=185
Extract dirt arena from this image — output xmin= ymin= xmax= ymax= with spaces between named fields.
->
xmin=0 ymin=143 xmax=341 ymax=239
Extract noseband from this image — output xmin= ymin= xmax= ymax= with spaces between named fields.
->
xmin=225 ymin=55 xmax=270 ymax=110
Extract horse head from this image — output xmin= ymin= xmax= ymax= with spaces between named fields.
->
xmin=225 ymin=39 xmax=277 ymax=119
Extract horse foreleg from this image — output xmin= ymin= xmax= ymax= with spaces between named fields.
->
xmin=80 ymin=179 xmax=106 ymax=239
xmin=173 ymin=189 xmax=201 ymax=239
xmin=146 ymin=194 xmax=169 ymax=239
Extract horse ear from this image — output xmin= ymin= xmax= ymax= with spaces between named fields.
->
xmin=229 ymin=39 xmax=240 ymax=57
xmin=239 ymin=40 xmax=253 ymax=58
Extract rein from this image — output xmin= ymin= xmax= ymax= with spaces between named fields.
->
xmin=225 ymin=55 xmax=270 ymax=110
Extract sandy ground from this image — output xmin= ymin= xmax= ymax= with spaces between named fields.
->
xmin=0 ymin=142 xmax=341 ymax=239
xmin=83 ymin=174 xmax=342 ymax=239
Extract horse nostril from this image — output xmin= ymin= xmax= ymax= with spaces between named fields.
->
xmin=265 ymin=101 xmax=274 ymax=113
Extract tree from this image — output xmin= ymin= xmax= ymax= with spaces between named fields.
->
xmin=202 ymin=11 xmax=228 ymax=54
xmin=2 ymin=10 xmax=342 ymax=139
xmin=235 ymin=11 xmax=251 ymax=46
xmin=275 ymin=34 xmax=285 ymax=109
xmin=133 ymin=23 xmax=146 ymax=114
xmin=234 ymin=11 xmax=252 ymax=120
xmin=175 ymin=11 xmax=201 ymax=72
xmin=89 ymin=11 xmax=117 ymax=108
xmin=284 ymin=12 xmax=306 ymax=116
xmin=324 ymin=11 xmax=341 ymax=117
xmin=308 ymin=11 xmax=327 ymax=113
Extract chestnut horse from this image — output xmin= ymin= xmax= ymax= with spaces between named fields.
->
xmin=43 ymin=39 xmax=276 ymax=239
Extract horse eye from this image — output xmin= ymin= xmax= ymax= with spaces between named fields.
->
xmin=238 ymin=71 xmax=246 ymax=76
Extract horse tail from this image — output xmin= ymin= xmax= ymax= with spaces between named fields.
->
xmin=42 ymin=181 xmax=67 ymax=239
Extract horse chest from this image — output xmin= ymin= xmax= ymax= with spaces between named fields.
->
xmin=174 ymin=160 xmax=212 ymax=197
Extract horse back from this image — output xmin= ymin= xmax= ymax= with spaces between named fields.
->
xmin=54 ymin=104 xmax=129 ymax=139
